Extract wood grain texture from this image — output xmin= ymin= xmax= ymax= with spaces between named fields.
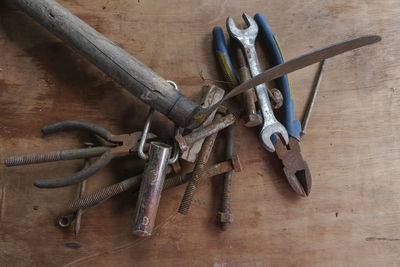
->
xmin=0 ymin=0 xmax=399 ymax=266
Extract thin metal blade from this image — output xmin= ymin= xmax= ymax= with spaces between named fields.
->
xmin=222 ymin=35 xmax=381 ymax=101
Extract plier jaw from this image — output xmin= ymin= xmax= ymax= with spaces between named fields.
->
xmin=254 ymin=13 xmax=312 ymax=196
xmin=275 ymin=137 xmax=311 ymax=196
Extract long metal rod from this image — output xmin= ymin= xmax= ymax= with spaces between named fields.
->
xmin=74 ymin=148 xmax=93 ymax=236
xmin=301 ymin=59 xmax=326 ymax=134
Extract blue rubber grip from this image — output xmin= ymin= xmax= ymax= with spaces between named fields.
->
xmin=212 ymin=26 xmax=239 ymax=86
xmin=254 ymin=13 xmax=302 ymax=141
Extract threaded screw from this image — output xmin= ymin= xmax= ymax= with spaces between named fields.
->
xmin=4 ymin=152 xmax=61 ymax=166
xmin=68 ymin=175 xmax=141 ymax=212
xmin=178 ymin=115 xmax=221 ymax=215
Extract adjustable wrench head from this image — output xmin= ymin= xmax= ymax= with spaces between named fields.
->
xmin=226 ymin=13 xmax=258 ymax=44
xmin=260 ymin=122 xmax=289 ymax=152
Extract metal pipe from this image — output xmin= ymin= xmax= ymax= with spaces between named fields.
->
xmin=132 ymin=142 xmax=171 ymax=236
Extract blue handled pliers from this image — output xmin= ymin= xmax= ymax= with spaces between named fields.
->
xmin=255 ymin=13 xmax=311 ymax=196
xmin=213 ymin=21 xmax=311 ymax=196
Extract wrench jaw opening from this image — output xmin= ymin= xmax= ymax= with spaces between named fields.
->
xmin=226 ymin=14 xmax=258 ymax=44
xmin=260 ymin=122 xmax=289 ymax=152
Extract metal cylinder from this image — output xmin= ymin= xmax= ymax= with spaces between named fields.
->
xmin=8 ymin=0 xmax=198 ymax=127
xmin=132 ymin=142 xmax=171 ymax=237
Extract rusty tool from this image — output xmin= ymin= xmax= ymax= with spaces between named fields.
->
xmin=255 ymin=13 xmax=312 ymax=196
xmin=227 ymin=14 xmax=289 ymax=152
xmin=212 ymin=26 xmax=262 ymax=127
xmin=236 ymin=46 xmax=263 ymax=127
xmin=302 ymin=59 xmax=326 ymax=134
xmin=4 ymin=120 xmax=156 ymax=188
xmin=8 ymin=0 xmax=381 ymax=131
xmin=133 ymin=141 xmax=171 ymax=237
xmin=274 ymin=138 xmax=311 ymax=195
xmin=181 ymin=85 xmax=225 ymax=163
xmin=175 ymin=114 xmax=235 ymax=152
xmin=236 ymin=43 xmax=283 ymax=114
xmin=67 ymin=156 xmax=241 ymax=213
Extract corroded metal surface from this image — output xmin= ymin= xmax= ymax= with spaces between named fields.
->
xmin=132 ymin=142 xmax=171 ymax=237
xmin=236 ymin=46 xmax=262 ymax=127
xmin=4 ymin=120 xmax=156 ymax=188
xmin=227 ymin=13 xmax=289 ymax=152
xmin=67 ymin=159 xmax=240 ymax=213
xmin=175 ymin=114 xmax=235 ymax=152
xmin=275 ymin=137 xmax=312 ymax=196
xmin=178 ymin=114 xmax=222 ymax=215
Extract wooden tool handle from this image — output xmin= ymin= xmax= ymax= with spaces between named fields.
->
xmin=9 ymin=0 xmax=197 ymax=126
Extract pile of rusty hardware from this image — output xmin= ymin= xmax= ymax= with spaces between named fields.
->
xmin=4 ymin=0 xmax=380 ymax=236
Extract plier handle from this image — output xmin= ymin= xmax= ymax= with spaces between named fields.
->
xmin=5 ymin=120 xmax=156 ymax=188
xmin=212 ymin=16 xmax=312 ymax=196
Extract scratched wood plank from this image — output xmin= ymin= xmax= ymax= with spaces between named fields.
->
xmin=0 ymin=0 xmax=399 ymax=266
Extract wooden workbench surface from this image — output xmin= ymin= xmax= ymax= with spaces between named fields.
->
xmin=0 ymin=0 xmax=399 ymax=266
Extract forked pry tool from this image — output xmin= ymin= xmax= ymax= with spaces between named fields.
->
xmin=4 ymin=121 xmax=156 ymax=188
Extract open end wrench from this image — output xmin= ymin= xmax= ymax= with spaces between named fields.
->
xmin=227 ymin=14 xmax=289 ymax=152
